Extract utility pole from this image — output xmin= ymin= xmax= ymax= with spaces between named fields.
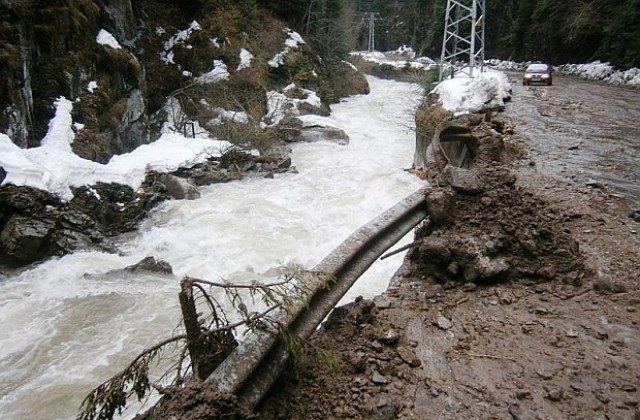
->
xmin=439 ymin=0 xmax=486 ymax=80
xmin=368 ymin=12 xmax=375 ymax=52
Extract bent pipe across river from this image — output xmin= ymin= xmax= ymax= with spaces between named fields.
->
xmin=205 ymin=187 xmax=429 ymax=410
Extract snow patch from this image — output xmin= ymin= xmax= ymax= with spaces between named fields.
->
xmin=433 ymin=70 xmax=511 ymax=115
xmin=161 ymin=21 xmax=201 ymax=64
xmin=266 ymin=88 xmax=322 ymax=125
xmin=96 ymin=29 xmax=121 ymax=49
xmin=0 ymin=96 xmax=233 ymax=201
xmin=195 ymin=60 xmax=229 ymax=84
xmin=268 ymin=29 xmax=305 ymax=68
xmin=238 ymin=48 xmax=254 ymax=70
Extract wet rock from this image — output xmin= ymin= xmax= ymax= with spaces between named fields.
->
xmin=0 ymin=216 xmax=55 ymax=262
xmin=397 ymin=347 xmax=421 ymax=368
xmin=593 ymin=279 xmax=628 ymax=294
xmin=585 ymin=179 xmax=605 ymax=189
xmin=124 ymin=256 xmax=173 ymax=274
xmin=373 ymin=295 xmax=392 ymax=310
xmin=189 ymin=167 xmax=241 ymax=186
xmin=424 ymin=189 xmax=456 ymax=225
xmin=441 ymin=166 xmax=483 ymax=195
xmin=434 ymin=315 xmax=452 ymax=330
xmin=516 ymin=390 xmax=532 ymax=400
xmin=547 ymin=389 xmax=565 ymax=401
xmin=593 ymin=388 xmax=611 ymax=404
xmin=379 ymin=329 xmax=400 ymax=345
xmin=5 ymin=191 xmax=36 ymax=211
xmin=60 ymin=209 xmax=95 ymax=230
xmin=277 ymin=157 xmax=292 ymax=169
xmin=292 ymin=127 xmax=349 ymax=145
xmin=372 ymin=371 xmax=389 ymax=385
xmin=55 ymin=229 xmax=98 ymax=252
xmin=155 ymin=174 xmax=200 ymax=200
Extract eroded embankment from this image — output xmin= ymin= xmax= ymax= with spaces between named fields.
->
xmin=255 ymin=104 xmax=639 ymax=419
xmin=126 ymin=100 xmax=639 ymax=420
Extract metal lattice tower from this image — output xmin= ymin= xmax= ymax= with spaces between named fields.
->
xmin=368 ymin=12 xmax=375 ymax=52
xmin=439 ymin=0 xmax=486 ymax=80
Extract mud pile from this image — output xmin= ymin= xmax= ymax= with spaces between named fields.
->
xmin=410 ymin=117 xmax=587 ymax=287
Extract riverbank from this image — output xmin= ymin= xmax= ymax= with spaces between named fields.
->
xmin=253 ymin=105 xmax=640 ymax=419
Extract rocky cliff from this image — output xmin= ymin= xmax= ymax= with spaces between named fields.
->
xmin=0 ymin=0 xmax=369 ymax=267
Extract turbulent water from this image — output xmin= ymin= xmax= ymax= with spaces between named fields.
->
xmin=0 ymin=76 xmax=425 ymax=419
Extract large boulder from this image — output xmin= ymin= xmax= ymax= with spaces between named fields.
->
xmin=1 ymin=216 xmax=55 ymax=262
xmin=155 ymin=174 xmax=200 ymax=200
xmin=124 ymin=256 xmax=173 ymax=274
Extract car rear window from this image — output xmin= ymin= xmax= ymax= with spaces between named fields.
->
xmin=526 ymin=64 xmax=549 ymax=72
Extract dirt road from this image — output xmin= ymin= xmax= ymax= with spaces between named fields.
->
xmin=254 ymin=76 xmax=640 ymax=420
xmin=507 ymin=73 xmax=640 ymax=201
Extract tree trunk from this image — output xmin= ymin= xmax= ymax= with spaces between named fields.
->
xmin=178 ymin=278 xmax=208 ymax=380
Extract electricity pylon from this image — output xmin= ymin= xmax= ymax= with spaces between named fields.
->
xmin=367 ymin=12 xmax=383 ymax=52
xmin=368 ymin=12 xmax=375 ymax=52
xmin=439 ymin=0 xmax=486 ymax=80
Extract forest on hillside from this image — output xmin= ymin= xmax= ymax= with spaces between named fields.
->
xmin=259 ymin=0 xmax=640 ymax=69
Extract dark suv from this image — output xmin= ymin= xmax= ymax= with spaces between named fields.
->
xmin=523 ymin=63 xmax=553 ymax=86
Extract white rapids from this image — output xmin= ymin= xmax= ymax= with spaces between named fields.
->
xmin=0 ymin=76 xmax=425 ymax=419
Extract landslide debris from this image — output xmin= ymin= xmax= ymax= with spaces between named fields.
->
xmin=412 ymin=131 xmax=586 ymax=288
xmin=255 ymin=109 xmax=639 ymax=419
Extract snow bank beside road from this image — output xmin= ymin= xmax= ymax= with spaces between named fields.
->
xmin=557 ymin=61 xmax=640 ymax=87
xmin=433 ymin=70 xmax=511 ymax=115
xmin=487 ymin=59 xmax=640 ymax=87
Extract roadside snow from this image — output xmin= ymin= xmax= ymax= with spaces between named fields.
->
xmin=487 ymin=59 xmax=640 ymax=87
xmin=433 ymin=70 xmax=511 ymax=115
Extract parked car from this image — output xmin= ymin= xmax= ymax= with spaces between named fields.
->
xmin=523 ymin=63 xmax=553 ymax=86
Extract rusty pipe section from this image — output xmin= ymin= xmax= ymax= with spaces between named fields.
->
xmin=205 ymin=187 xmax=429 ymax=410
